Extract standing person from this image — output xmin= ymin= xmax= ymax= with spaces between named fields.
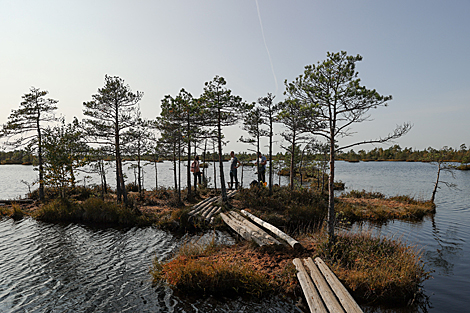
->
xmin=257 ymin=151 xmax=267 ymax=183
xmin=191 ymin=155 xmax=201 ymax=191
xmin=229 ymin=151 xmax=241 ymax=190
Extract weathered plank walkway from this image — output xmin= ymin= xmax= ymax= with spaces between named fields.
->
xmin=189 ymin=192 xmax=361 ymax=312
xmin=188 ymin=190 xmax=237 ymax=223
xmin=293 ymin=257 xmax=363 ymax=313
xmin=220 ymin=210 xmax=281 ymax=246
xmin=241 ymin=209 xmax=302 ymax=250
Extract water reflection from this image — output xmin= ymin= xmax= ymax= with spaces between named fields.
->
xmin=425 ymin=215 xmax=463 ymax=276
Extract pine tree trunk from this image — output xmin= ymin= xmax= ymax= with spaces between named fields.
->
xmin=269 ymin=126 xmax=273 ymax=195
xmin=217 ymin=109 xmax=227 ymax=203
xmin=327 ymin=130 xmax=336 ymax=242
xmin=37 ymin=118 xmax=45 ymax=201
xmin=290 ymin=133 xmax=296 ymax=190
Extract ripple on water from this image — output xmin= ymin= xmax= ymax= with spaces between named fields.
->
xmin=0 ymin=218 xmax=299 ymax=312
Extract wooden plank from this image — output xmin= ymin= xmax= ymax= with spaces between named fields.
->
xmin=241 ymin=209 xmax=302 ymax=250
xmin=190 ymin=190 xmax=237 ymax=218
xmin=227 ymin=211 xmax=280 ymax=245
xmin=314 ymin=257 xmax=363 ymax=313
xmin=209 ymin=207 xmax=223 ymax=223
xmin=224 ymin=212 xmax=267 ymax=246
xmin=198 ymin=201 xmax=216 ymax=218
xmin=220 ymin=212 xmax=254 ymax=243
xmin=190 ymin=196 xmax=213 ymax=212
xmin=190 ymin=197 xmax=217 ymax=216
xmin=304 ymin=258 xmax=345 ymax=313
xmin=204 ymin=205 xmax=220 ymax=220
xmin=293 ymin=258 xmax=328 ymax=313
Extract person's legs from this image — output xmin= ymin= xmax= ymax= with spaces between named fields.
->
xmin=229 ymin=170 xmax=234 ymax=190
xmin=233 ymin=169 xmax=238 ymax=189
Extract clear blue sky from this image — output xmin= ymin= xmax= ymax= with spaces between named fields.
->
xmin=1 ymin=0 xmax=469 ymax=153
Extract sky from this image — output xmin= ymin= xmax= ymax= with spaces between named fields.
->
xmin=1 ymin=0 xmax=469 ymax=154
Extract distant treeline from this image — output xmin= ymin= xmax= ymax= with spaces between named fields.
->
xmin=336 ymin=144 xmax=470 ymax=163
xmin=3 ymin=144 xmax=469 ymax=165
xmin=0 ymin=150 xmax=34 ymax=165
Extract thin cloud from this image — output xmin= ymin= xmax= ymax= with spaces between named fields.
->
xmin=255 ymin=0 xmax=278 ymax=95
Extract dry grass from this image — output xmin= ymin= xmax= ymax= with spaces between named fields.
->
xmin=0 ymin=203 xmax=26 ymax=220
xmin=33 ymin=197 xmax=156 ymax=226
xmin=314 ymin=231 xmax=431 ymax=305
xmin=338 ymin=190 xmax=435 ymax=222
xmin=151 ymin=231 xmax=430 ymax=306
xmin=150 ymin=241 xmax=298 ymax=298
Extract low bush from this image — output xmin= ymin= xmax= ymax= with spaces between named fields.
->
xmin=34 ymin=197 xmax=154 ymax=226
xmin=150 ymin=241 xmax=291 ymax=298
xmin=10 ymin=203 xmax=25 ymax=220
xmin=343 ymin=190 xmax=386 ymax=199
xmin=0 ymin=203 xmax=25 ymax=220
xmin=338 ymin=191 xmax=435 ymax=222
xmin=237 ymin=185 xmax=328 ymax=232
xmin=315 ymin=232 xmax=431 ymax=305
xmin=155 ymin=207 xmax=193 ymax=232
xmin=126 ymin=182 xmax=139 ymax=192
xmin=29 ymin=186 xmax=98 ymax=201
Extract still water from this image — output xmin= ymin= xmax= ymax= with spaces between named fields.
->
xmin=0 ymin=161 xmax=469 ymax=312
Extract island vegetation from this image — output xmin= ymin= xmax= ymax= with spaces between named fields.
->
xmin=0 ymin=51 xmax=440 ymax=309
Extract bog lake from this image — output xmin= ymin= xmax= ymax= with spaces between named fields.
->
xmin=0 ymin=161 xmax=469 ymax=312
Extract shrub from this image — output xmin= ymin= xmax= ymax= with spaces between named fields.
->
xmin=35 ymin=197 xmax=154 ymax=226
xmin=344 ymin=190 xmax=386 ymax=199
xmin=237 ymin=186 xmax=328 ymax=232
xmin=151 ymin=242 xmax=275 ymax=297
xmin=337 ymin=192 xmax=435 ymax=222
xmin=29 ymin=186 xmax=98 ymax=201
xmin=126 ymin=182 xmax=139 ymax=192
xmin=0 ymin=203 xmax=25 ymax=220
xmin=315 ymin=232 xmax=431 ymax=305
xmin=34 ymin=198 xmax=80 ymax=221
xmin=10 ymin=203 xmax=25 ymax=220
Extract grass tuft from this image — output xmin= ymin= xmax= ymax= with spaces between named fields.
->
xmin=150 ymin=242 xmax=278 ymax=297
xmin=34 ymin=197 xmax=154 ymax=226
xmin=315 ymin=231 xmax=431 ymax=305
xmin=338 ymin=190 xmax=435 ymax=222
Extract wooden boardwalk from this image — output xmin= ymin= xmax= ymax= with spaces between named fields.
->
xmin=188 ymin=189 xmax=237 ymax=223
xmin=190 ymin=193 xmax=362 ymax=313
xmin=220 ymin=210 xmax=280 ymax=246
xmin=293 ymin=257 xmax=363 ymax=313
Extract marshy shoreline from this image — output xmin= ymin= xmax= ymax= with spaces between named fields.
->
xmin=1 ymin=185 xmax=435 ymax=310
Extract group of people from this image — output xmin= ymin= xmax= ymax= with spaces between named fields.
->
xmin=190 ymin=151 xmax=267 ymax=190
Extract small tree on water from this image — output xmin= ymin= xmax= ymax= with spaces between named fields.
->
xmin=42 ymin=118 xmax=90 ymax=198
xmin=83 ymin=75 xmax=143 ymax=204
xmin=285 ymin=51 xmax=412 ymax=242
xmin=258 ymin=93 xmax=281 ymax=195
xmin=0 ymin=87 xmax=59 ymax=201
xmin=427 ymin=147 xmax=458 ymax=204
xmin=200 ymin=76 xmax=249 ymax=203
